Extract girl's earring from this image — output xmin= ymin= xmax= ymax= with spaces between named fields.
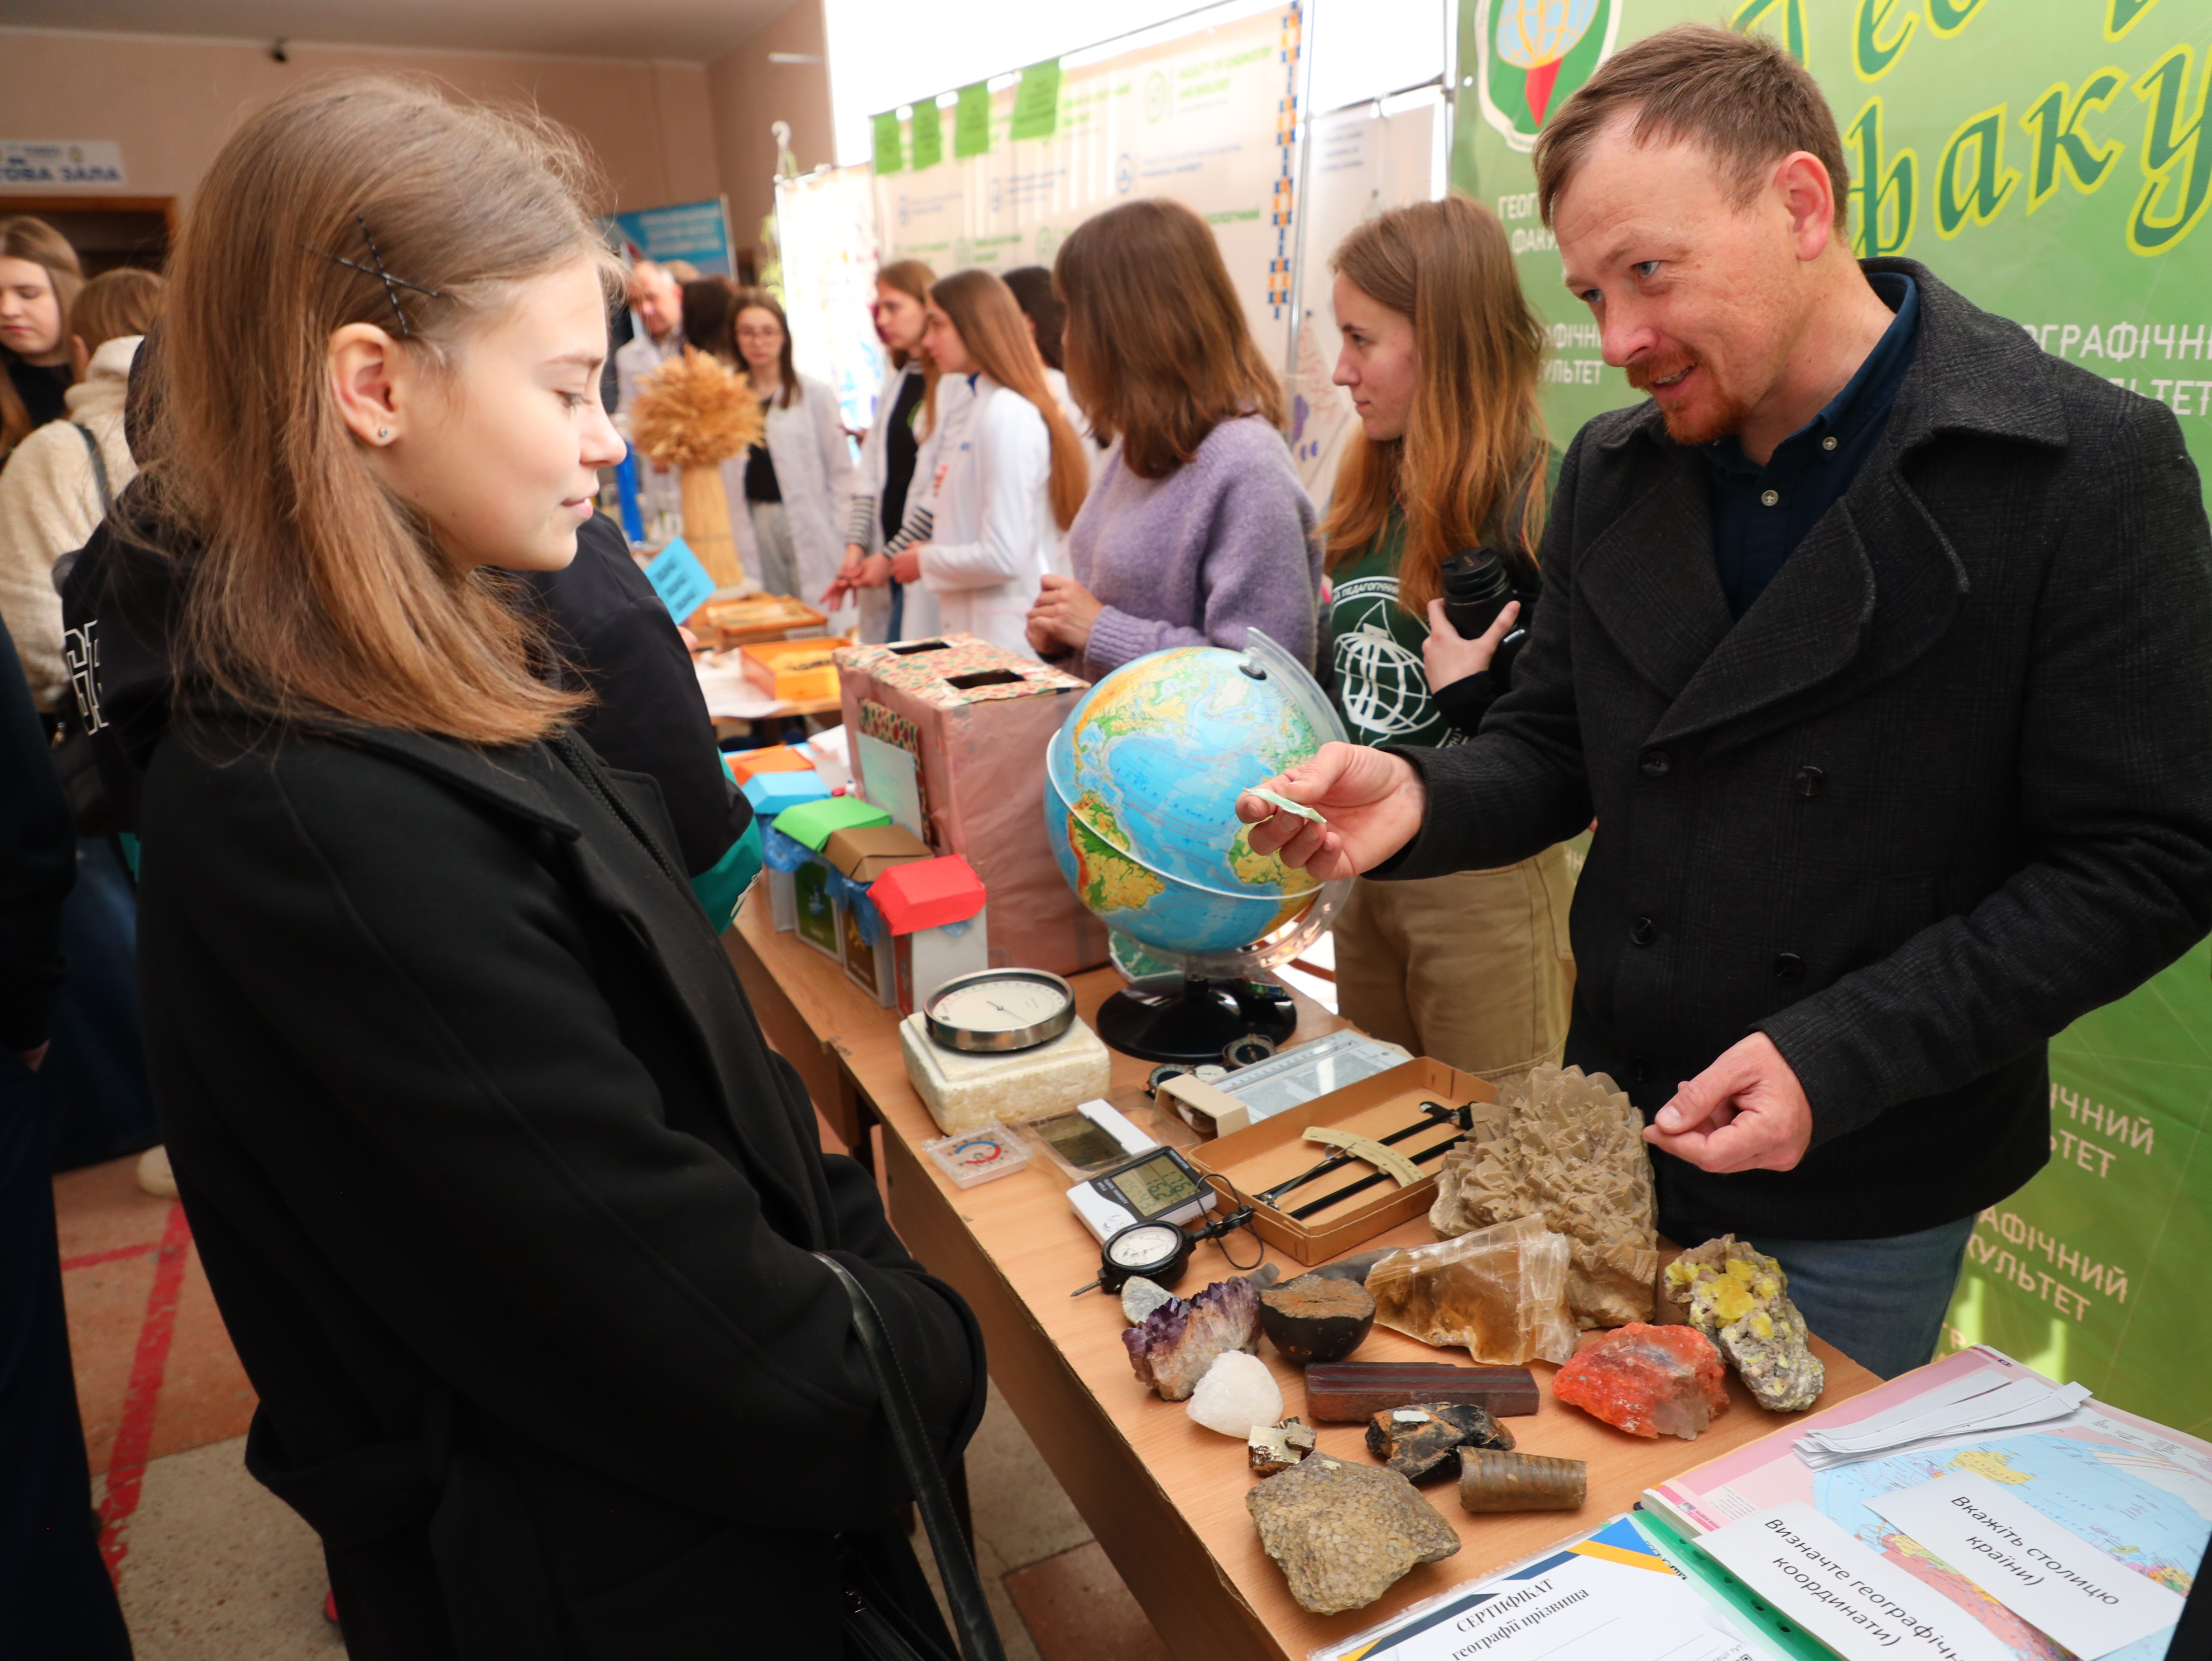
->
xmin=378 ymin=428 xmax=390 ymax=440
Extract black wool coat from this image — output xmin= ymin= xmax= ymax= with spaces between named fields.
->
xmin=1381 ymin=260 xmax=2212 ymax=1242
xmin=135 ymin=712 xmax=985 ymax=1659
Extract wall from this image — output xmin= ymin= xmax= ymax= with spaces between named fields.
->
xmin=0 ymin=27 xmax=719 ymax=215
xmin=704 ymin=0 xmax=835 ymax=265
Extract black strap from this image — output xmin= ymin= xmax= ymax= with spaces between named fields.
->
xmin=813 ymin=1252 xmax=1006 ymax=1661
xmin=73 ymin=424 xmax=113 ymax=516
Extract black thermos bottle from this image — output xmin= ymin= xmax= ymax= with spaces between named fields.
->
xmin=1437 ymin=547 xmax=1529 ymax=686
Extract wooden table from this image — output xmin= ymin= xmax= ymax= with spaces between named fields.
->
xmin=725 ymin=902 xmax=1878 ymax=1661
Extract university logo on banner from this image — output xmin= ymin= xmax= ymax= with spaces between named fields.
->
xmin=1475 ymin=0 xmax=1621 ymax=153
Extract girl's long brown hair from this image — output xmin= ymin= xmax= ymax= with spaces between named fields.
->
xmin=680 ymin=274 xmax=740 ymax=366
xmin=1054 ymin=199 xmax=1283 ymax=480
xmin=140 ymin=74 xmax=617 ymax=748
xmin=926 ymin=269 xmax=1088 ymax=532
xmin=0 ymin=217 xmax=85 ymax=459
xmin=1321 ymin=197 xmax=1547 ymax=618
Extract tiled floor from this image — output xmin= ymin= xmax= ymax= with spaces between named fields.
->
xmin=55 ymin=1140 xmax=1172 ymax=1658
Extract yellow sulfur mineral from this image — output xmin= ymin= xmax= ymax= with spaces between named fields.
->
xmin=1662 ymin=1237 xmax=1824 ymax=1413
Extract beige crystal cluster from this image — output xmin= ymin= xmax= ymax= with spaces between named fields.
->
xmin=1428 ymin=1064 xmax=1659 ymax=1328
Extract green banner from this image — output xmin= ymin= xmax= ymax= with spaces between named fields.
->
xmin=1450 ymin=0 xmax=2211 ymax=1430
xmin=911 ymin=100 xmax=944 ymax=171
xmin=1011 ymin=58 xmax=1064 ymax=142
xmin=871 ymin=109 xmax=904 ymax=175
xmin=955 ymin=81 xmax=994 ymax=159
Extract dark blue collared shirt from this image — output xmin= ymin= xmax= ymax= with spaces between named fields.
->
xmin=1704 ymin=272 xmax=1920 ymax=618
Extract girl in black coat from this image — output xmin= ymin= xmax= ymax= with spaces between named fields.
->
xmin=116 ymin=77 xmax=983 ymax=1659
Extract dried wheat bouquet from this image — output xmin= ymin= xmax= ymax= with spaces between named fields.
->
xmin=627 ymin=348 xmax=764 ymax=469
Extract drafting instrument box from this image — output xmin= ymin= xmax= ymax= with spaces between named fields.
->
xmin=1186 ymin=1058 xmax=1488 ymax=1265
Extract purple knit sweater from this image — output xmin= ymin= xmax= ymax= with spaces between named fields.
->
xmin=1066 ymin=416 xmax=1322 ymax=679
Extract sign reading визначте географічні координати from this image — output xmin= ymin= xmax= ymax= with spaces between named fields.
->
xmin=1868 ymin=1472 xmax=2186 ymax=1659
xmin=1697 ymin=1502 xmax=2014 ymax=1661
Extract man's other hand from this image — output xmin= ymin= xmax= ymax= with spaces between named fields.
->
xmin=1234 ymin=742 xmax=1427 ymax=884
xmin=1645 ymin=1032 xmax=1814 ymax=1173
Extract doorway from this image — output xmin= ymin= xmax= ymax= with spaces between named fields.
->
xmin=0 ymin=195 xmax=175 ymax=275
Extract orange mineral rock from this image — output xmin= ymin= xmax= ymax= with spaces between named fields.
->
xmin=1552 ymin=1323 xmax=1730 ymax=1440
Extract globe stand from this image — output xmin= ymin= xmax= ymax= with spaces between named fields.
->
xmin=1094 ymin=972 xmax=1297 ymax=1065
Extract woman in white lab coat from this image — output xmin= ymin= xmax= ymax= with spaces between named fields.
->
xmin=721 ymin=287 xmax=854 ymax=607
xmin=888 ymin=270 xmax=1088 ymax=655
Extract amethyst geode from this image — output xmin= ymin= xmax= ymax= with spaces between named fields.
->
xmin=1122 ymin=1277 xmax=1261 ymax=1400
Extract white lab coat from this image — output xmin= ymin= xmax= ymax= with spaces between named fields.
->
xmin=728 ymin=374 xmax=856 ymax=607
xmin=916 ymin=374 xmax=1059 ymax=655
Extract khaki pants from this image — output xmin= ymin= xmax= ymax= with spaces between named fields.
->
xmin=1331 ymin=843 xmax=1577 ymax=1087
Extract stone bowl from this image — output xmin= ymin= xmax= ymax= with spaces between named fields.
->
xmin=1259 ymin=1273 xmax=1375 ymax=1366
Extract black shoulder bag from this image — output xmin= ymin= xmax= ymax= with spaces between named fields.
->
xmin=46 ymin=425 xmax=117 ymax=838
xmin=813 ymin=1252 xmax=1007 ymax=1661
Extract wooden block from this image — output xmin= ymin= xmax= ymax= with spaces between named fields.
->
xmin=1304 ymin=1361 xmax=1540 ymax=1422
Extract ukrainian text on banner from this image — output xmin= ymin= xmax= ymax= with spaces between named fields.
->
xmin=1448 ymin=0 xmax=2211 ymax=1434
xmin=869 ymin=3 xmax=1305 ymax=368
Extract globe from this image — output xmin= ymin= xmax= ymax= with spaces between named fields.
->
xmin=1043 ymin=631 xmax=1351 ymax=1060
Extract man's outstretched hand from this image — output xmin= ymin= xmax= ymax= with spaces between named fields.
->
xmin=1645 ymin=1032 xmax=1814 ymax=1174
xmin=1234 ymin=742 xmax=1427 ymax=884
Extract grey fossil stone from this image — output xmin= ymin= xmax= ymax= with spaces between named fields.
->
xmin=1245 ymin=1456 xmax=1460 ymax=1615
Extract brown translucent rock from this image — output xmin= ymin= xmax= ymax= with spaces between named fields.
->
xmin=1428 ymin=1065 xmax=1659 ymax=1328
xmin=1552 ymin=1323 xmax=1730 ymax=1440
xmin=1663 ymin=1236 xmax=1826 ymax=1413
xmin=1259 ymin=1274 xmax=1376 ymax=1366
xmin=1363 ymin=1401 xmax=1515 ymax=1483
xmin=1245 ymin=1456 xmax=1461 ymax=1615
xmin=1121 ymin=1277 xmax=1260 ymax=1401
xmin=1367 ymin=1215 xmax=1577 ymax=1365
xmin=1249 ymin=1416 xmax=1318 ymax=1476
xmin=1458 ymin=1451 xmax=1587 ymax=1514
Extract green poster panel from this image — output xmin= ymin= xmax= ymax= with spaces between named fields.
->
xmin=954 ymin=83 xmax=993 ymax=159
xmin=1447 ymin=0 xmax=2212 ymax=1432
xmin=910 ymin=101 xmax=944 ymax=172
xmin=1011 ymin=59 xmax=1063 ymax=142
xmin=871 ymin=109 xmax=904 ymax=175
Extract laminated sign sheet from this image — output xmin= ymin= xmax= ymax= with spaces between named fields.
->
xmin=1314 ymin=1515 xmax=1767 ymax=1661
xmin=1651 ymin=1349 xmax=2210 ymax=1661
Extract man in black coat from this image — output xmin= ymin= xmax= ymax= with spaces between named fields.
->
xmin=0 ymin=615 xmax=133 ymax=1659
xmin=1245 ymin=27 xmax=2212 ymax=1377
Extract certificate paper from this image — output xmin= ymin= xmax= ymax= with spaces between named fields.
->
xmin=1315 ymin=1516 xmax=1769 ymax=1661
xmin=1698 ymin=1502 xmax=2014 ymax=1661
xmin=1869 ymin=1473 xmax=2185 ymax=1659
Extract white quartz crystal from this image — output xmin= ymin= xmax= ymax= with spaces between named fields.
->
xmin=1185 ymin=1350 xmax=1284 ymax=1437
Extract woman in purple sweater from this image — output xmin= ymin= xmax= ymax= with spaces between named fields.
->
xmin=1026 ymin=200 xmax=1319 ymax=677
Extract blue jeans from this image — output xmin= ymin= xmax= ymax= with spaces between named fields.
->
xmin=1724 ymin=1216 xmax=1977 ymax=1381
xmin=44 ymin=838 xmax=156 ymax=1170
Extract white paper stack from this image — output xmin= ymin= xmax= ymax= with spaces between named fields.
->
xmin=1793 ymin=1368 xmax=2092 ymax=1470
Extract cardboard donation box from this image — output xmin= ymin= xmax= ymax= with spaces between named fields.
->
xmin=835 ymin=635 xmax=1107 ymax=976
xmin=771 ymin=796 xmax=894 ymax=959
xmin=869 ymin=856 xmax=989 ymax=1017
xmin=1187 ymin=1060 xmax=1491 ymax=1265
xmin=725 ymin=743 xmax=815 ymax=785
xmin=743 ymin=637 xmax=843 ymax=703
xmin=822 ymin=825 xmax=934 ymax=1005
